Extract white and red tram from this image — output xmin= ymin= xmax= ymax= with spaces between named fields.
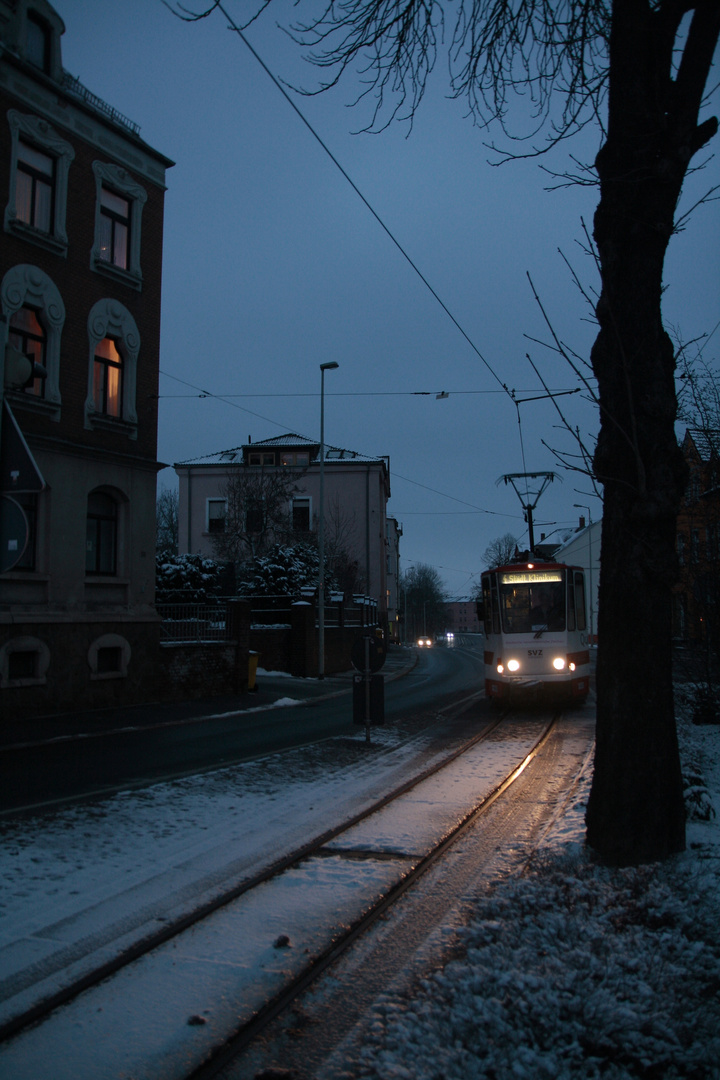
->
xmin=479 ymin=560 xmax=590 ymax=703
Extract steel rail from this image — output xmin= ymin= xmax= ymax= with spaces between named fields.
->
xmin=185 ymin=711 xmax=560 ymax=1080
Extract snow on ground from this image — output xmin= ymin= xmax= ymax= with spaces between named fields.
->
xmin=344 ymin=688 xmax=720 ymax=1080
xmin=0 ymin=689 xmax=719 ymax=1079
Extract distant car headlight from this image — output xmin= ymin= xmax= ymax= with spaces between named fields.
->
xmin=507 ymin=659 xmax=520 ymax=672
xmin=553 ymin=656 xmax=566 ymax=671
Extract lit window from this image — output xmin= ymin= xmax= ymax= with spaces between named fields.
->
xmin=2 ymin=265 xmax=64 ymax=419
xmin=85 ymin=299 xmax=139 ymax=437
xmin=86 ymin=491 xmax=117 ymax=575
xmin=93 ymin=337 xmax=123 ymax=418
xmin=98 ymin=187 xmax=130 ymax=269
xmin=8 ymin=305 xmax=46 ymax=397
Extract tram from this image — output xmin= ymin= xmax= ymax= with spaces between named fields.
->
xmin=478 ymin=560 xmax=590 ymax=703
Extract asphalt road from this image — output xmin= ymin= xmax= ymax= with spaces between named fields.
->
xmin=1 ymin=640 xmax=486 ymax=812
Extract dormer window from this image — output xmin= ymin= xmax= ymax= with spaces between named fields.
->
xmin=26 ymin=13 xmax=51 ymax=73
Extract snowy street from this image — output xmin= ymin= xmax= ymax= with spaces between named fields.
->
xmin=0 ymin=686 xmax=719 ymax=1079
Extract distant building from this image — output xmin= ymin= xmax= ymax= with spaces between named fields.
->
xmin=175 ymin=434 xmax=398 ymax=626
xmin=0 ymin=0 xmax=173 ymax=716
xmin=553 ymin=515 xmax=602 ymax=644
xmin=443 ymin=597 xmax=482 ymax=636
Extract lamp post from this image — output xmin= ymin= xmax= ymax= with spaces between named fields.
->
xmin=574 ymin=504 xmax=595 ymax=645
xmin=318 ymin=361 xmax=339 ymax=678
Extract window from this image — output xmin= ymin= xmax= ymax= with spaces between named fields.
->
xmin=281 ymin=452 xmax=310 ymax=466
xmin=5 ymin=111 xmax=74 ymax=255
xmin=8 ymin=305 xmax=46 ymax=396
xmin=8 ymin=493 xmax=38 ymax=571
xmin=249 ymin=452 xmax=275 ymax=466
xmin=93 ymin=337 xmax=123 ymax=418
xmin=292 ymin=497 xmax=310 ymax=532
xmin=91 ymin=162 xmax=146 ymax=288
xmin=98 ymin=187 xmax=130 ymax=269
xmin=86 ymin=491 xmax=117 ymax=575
xmin=15 ymin=140 xmax=53 ymax=232
xmin=245 ymin=496 xmax=264 ymax=534
xmin=85 ymin=300 xmax=139 ymax=437
xmin=207 ymin=499 xmax=226 ymax=534
xmin=26 ymin=14 xmax=51 ymax=72
xmin=2 ymin=265 xmax=64 ymax=418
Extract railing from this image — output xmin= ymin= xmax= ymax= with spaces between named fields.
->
xmin=157 ymin=603 xmax=227 ymax=643
xmin=62 ymin=72 xmax=141 ymax=136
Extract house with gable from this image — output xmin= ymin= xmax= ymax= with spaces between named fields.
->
xmin=175 ymin=433 xmax=398 ymax=628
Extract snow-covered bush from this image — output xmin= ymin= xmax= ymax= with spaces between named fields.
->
xmin=155 ymin=552 xmax=224 ymax=603
xmin=235 ymin=543 xmax=338 ymax=597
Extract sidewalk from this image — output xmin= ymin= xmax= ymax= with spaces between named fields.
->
xmin=0 ymin=645 xmax=418 ymax=749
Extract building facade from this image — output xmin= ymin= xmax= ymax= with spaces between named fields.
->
xmin=673 ymin=429 xmax=720 ymax=662
xmin=0 ymin=0 xmax=172 ymax=716
xmin=175 ymin=434 xmax=397 ymax=624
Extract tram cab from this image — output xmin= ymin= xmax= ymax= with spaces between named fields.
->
xmin=478 ymin=560 xmax=590 ymax=703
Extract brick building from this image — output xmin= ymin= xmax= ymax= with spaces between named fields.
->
xmin=0 ymin=0 xmax=172 ymax=717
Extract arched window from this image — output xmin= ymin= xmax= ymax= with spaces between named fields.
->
xmin=85 ymin=299 xmax=139 ymax=437
xmin=8 ymin=304 xmax=46 ymax=396
xmin=1 ymin=264 xmax=64 ymax=417
xmin=92 ymin=337 xmax=123 ymax=418
xmin=86 ymin=490 xmax=118 ymax=576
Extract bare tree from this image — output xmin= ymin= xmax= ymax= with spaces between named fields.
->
xmin=176 ymin=0 xmax=719 ymax=864
xmin=156 ymin=487 xmax=179 ymax=554
xmin=401 ymin=563 xmax=446 ymax=640
xmin=210 ymin=466 xmax=306 ymax=565
xmin=482 ymin=532 xmax=519 ymax=569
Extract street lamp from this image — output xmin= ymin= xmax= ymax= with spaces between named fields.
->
xmin=574 ymin=504 xmax=595 ymax=645
xmin=318 ymin=361 xmax=339 ymax=678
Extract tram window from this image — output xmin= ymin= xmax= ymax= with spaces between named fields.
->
xmin=574 ymin=572 xmax=587 ymax=631
xmin=567 ymin=575 xmax=576 ymax=631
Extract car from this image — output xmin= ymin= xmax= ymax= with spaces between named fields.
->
xmin=417 ymin=636 xmax=432 ymax=647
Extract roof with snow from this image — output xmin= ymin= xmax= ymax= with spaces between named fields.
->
xmin=175 ymin=433 xmax=387 ymax=467
xmin=684 ymin=428 xmax=720 ymax=461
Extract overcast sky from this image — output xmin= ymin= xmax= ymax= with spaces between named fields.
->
xmin=58 ymin=1 xmax=719 ymax=593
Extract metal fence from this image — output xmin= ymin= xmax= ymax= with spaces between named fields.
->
xmin=157 ymin=603 xmax=227 ymax=643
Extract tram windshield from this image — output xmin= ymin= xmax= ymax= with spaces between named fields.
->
xmin=498 ymin=570 xmax=565 ymax=635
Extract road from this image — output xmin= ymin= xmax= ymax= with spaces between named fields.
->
xmin=1 ymin=639 xmax=486 ymax=812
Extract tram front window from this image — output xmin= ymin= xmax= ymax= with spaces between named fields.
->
xmin=499 ymin=578 xmax=565 ymax=634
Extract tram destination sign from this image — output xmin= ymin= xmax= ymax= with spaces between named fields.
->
xmin=501 ymin=570 xmax=563 ymax=585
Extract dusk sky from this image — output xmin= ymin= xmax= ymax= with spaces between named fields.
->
xmin=58 ymin=1 xmax=719 ymax=594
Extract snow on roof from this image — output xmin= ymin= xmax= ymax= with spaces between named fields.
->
xmin=176 ymin=434 xmax=386 ymax=467
xmin=685 ymin=428 xmax=720 ymax=461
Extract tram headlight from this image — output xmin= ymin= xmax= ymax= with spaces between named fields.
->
xmin=496 ymin=662 xmax=504 ymax=674
xmin=507 ymin=659 xmax=520 ymax=672
xmin=552 ymin=656 xmax=566 ymax=671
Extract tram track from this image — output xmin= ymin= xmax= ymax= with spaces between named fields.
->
xmin=0 ymin=692 xmax=491 ymax=1046
xmin=0 ymin=705 xmax=580 ymax=1080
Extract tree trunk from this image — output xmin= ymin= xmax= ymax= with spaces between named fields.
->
xmin=585 ymin=1 xmax=719 ymax=865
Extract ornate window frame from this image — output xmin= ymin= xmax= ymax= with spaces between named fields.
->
xmin=85 ymin=299 xmax=139 ymax=438
xmin=1 ymin=263 xmax=64 ymax=420
xmin=4 ymin=110 xmax=74 ymax=256
xmin=91 ymin=162 xmax=147 ymax=290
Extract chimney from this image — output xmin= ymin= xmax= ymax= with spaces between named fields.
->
xmin=579 ymin=516 xmax=586 ymax=529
